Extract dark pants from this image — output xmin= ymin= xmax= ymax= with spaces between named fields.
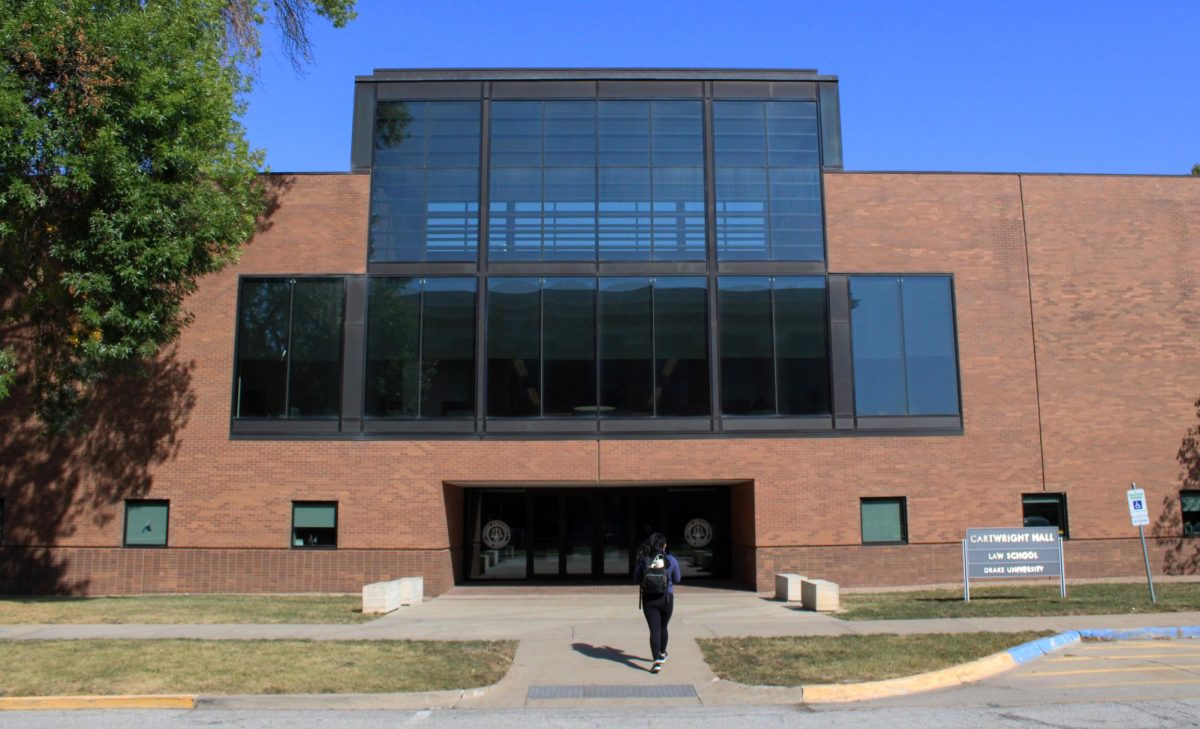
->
xmin=642 ymin=592 xmax=674 ymax=661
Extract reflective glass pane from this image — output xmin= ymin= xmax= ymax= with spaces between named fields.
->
xmin=767 ymin=167 xmax=823 ymax=261
xmin=469 ymin=490 xmax=528 ymax=579
xmin=542 ymin=278 xmax=597 ymax=416
xmin=719 ymin=277 xmax=775 ymax=415
xmin=125 ymin=502 xmax=168 ymax=547
xmin=651 ymin=167 xmax=705 ymax=260
xmin=532 ymin=491 xmax=560 ymax=575
xmin=774 ymin=277 xmax=830 ymax=415
xmin=714 ymin=167 xmax=768 ymax=259
xmin=850 ymin=277 xmax=907 ymax=416
xmin=599 ymin=277 xmax=653 ymax=416
xmin=287 ymin=279 xmax=343 ymax=418
xmin=651 ymin=101 xmax=703 ymax=167
xmin=487 ymin=278 xmax=541 ymax=417
xmin=235 ymin=279 xmax=290 ymax=418
xmin=598 ymin=167 xmax=652 ymax=260
xmin=901 ymin=276 xmax=960 ymax=415
xmin=488 ymin=167 xmax=542 ymax=261
xmin=365 ymin=278 xmax=421 ymax=417
xmin=861 ymin=499 xmax=903 ymax=543
xmin=490 ymin=101 xmax=542 ymax=167
xmin=421 ymin=278 xmax=477 ymax=418
xmin=654 ymin=278 xmax=709 ymax=416
xmin=598 ymin=101 xmax=650 ymax=166
xmin=765 ymin=101 xmax=819 ymax=167
xmin=543 ymin=167 xmax=596 ymax=260
xmin=714 ymin=102 xmax=766 ymax=167
xmin=543 ymin=101 xmax=595 ymax=167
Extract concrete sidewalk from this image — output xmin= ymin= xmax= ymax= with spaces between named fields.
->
xmin=4 ymin=589 xmax=1200 ymax=709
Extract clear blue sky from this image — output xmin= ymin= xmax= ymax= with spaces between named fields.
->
xmin=241 ymin=0 xmax=1198 ymax=175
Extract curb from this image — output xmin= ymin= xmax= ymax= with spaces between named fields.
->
xmin=800 ymin=625 xmax=1200 ymax=704
xmin=0 ymin=695 xmax=196 ymax=711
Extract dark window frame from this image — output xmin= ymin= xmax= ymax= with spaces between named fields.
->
xmin=1022 ymin=493 xmax=1070 ymax=540
xmin=123 ymin=499 xmax=170 ymax=549
xmin=0 ymin=497 xmax=5 ymax=545
xmin=1181 ymin=490 xmax=1200 ymax=537
xmin=291 ymin=501 xmax=339 ymax=550
xmin=860 ymin=496 xmax=908 ymax=546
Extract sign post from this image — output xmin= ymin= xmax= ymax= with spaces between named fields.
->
xmin=1127 ymin=483 xmax=1156 ymax=605
xmin=963 ymin=527 xmax=1065 ymax=601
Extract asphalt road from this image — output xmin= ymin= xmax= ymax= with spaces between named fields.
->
xmin=1 ymin=702 xmax=1200 ymax=729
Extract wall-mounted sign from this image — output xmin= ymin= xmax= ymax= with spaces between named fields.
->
xmin=684 ymin=518 xmax=713 ymax=548
xmin=963 ymin=526 xmax=1065 ymax=600
xmin=481 ymin=520 xmax=511 ymax=550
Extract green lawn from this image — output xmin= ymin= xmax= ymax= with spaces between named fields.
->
xmin=839 ymin=582 xmax=1200 ymax=620
xmin=0 ymin=594 xmax=372 ymax=624
xmin=0 ymin=640 xmax=516 ymax=696
xmin=699 ymin=631 xmax=1051 ymax=686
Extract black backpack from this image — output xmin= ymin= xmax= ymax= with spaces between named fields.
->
xmin=641 ymin=553 xmax=671 ymax=596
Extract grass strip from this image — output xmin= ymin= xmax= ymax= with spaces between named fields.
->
xmin=839 ymin=582 xmax=1200 ymax=621
xmin=699 ymin=631 xmax=1051 ymax=686
xmin=0 ymin=595 xmax=372 ymax=625
xmin=0 ymin=640 xmax=515 ymax=697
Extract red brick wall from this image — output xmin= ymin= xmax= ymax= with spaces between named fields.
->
xmin=3 ymin=172 xmax=1198 ymax=596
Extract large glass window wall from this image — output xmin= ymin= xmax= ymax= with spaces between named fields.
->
xmin=718 ymin=276 xmax=830 ymax=416
xmin=487 ymin=276 xmax=709 ymax=418
xmin=488 ymin=100 xmax=706 ymax=261
xmin=849 ymin=275 xmax=961 ymax=417
xmin=713 ymin=101 xmax=824 ymax=261
xmin=370 ymin=100 xmax=481 ymax=262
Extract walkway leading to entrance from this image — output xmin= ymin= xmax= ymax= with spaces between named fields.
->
xmin=5 ymin=588 xmax=1200 ymax=709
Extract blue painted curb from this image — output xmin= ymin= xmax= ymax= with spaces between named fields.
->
xmin=1007 ymin=626 xmax=1200 ymax=665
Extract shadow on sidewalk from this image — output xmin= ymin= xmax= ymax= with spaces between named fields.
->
xmin=571 ymin=642 xmax=649 ymax=672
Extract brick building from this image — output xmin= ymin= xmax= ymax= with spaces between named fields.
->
xmin=2 ymin=69 xmax=1198 ymax=596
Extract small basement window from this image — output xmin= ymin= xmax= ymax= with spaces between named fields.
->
xmin=292 ymin=502 xmax=337 ymax=548
xmin=861 ymin=497 xmax=907 ymax=545
xmin=1182 ymin=491 xmax=1200 ymax=536
xmin=124 ymin=501 xmax=169 ymax=547
xmin=1022 ymin=493 xmax=1069 ymax=539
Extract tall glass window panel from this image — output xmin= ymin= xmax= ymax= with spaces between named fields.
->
xmin=861 ymin=498 xmax=907 ymax=544
xmin=849 ymin=277 xmax=907 ymax=416
xmin=599 ymin=277 xmax=653 ymax=416
xmin=850 ymin=275 xmax=960 ymax=417
xmin=542 ymin=278 xmax=597 ymax=416
xmin=364 ymin=278 xmax=421 ymax=417
xmin=718 ymin=278 xmax=775 ymax=415
xmin=370 ymin=101 xmax=480 ymax=262
xmin=597 ymin=101 xmax=704 ymax=261
xmin=490 ymin=101 xmax=598 ymax=262
xmin=234 ymin=279 xmax=291 ymax=417
xmin=774 ymin=277 xmax=831 ymax=415
xmin=234 ymin=278 xmax=343 ymax=419
xmin=420 ymin=279 xmax=477 ymax=418
xmin=714 ymin=101 xmax=823 ymax=261
xmin=900 ymin=277 xmax=960 ymax=415
xmin=487 ymin=278 xmax=541 ymax=417
xmin=654 ymin=278 xmax=709 ymax=416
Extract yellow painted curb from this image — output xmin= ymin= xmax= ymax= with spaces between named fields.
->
xmin=802 ymin=652 xmax=1018 ymax=704
xmin=0 ymin=695 xmax=196 ymax=711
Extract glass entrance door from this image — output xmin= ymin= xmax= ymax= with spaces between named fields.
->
xmin=466 ymin=486 xmax=728 ymax=581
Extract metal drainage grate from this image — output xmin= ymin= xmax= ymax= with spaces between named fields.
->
xmin=528 ymin=685 xmax=697 ymax=699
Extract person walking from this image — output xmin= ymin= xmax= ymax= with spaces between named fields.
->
xmin=633 ymin=532 xmax=681 ymax=673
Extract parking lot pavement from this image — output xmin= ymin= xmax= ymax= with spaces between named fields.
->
xmin=826 ymin=638 xmax=1200 ymax=710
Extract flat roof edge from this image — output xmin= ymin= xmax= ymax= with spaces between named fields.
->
xmin=356 ymin=68 xmax=836 ymax=83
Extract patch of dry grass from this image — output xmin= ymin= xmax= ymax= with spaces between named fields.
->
xmin=0 ymin=595 xmax=371 ymax=624
xmin=0 ymin=640 xmax=516 ymax=696
xmin=699 ymin=631 xmax=1051 ymax=686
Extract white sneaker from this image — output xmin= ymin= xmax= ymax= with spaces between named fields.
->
xmin=660 ymin=652 xmax=668 ymax=663
xmin=651 ymin=660 xmax=662 ymax=673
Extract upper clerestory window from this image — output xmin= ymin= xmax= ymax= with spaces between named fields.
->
xmin=713 ymin=101 xmax=824 ymax=262
xmin=369 ymin=100 xmax=481 ymax=262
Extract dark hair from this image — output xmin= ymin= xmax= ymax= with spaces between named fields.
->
xmin=641 ymin=532 xmax=667 ymax=558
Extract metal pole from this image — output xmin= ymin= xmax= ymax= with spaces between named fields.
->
xmin=1058 ymin=535 xmax=1067 ymax=598
xmin=962 ymin=539 xmax=970 ymax=602
xmin=1138 ymin=524 xmax=1157 ymax=604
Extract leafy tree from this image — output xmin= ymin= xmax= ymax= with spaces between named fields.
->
xmin=223 ymin=0 xmax=356 ymax=70
xmin=0 ymin=0 xmax=348 ymax=432
xmin=1192 ymin=164 xmax=1199 ymax=176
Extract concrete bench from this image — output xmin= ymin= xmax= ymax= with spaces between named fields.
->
xmin=775 ymin=573 xmax=807 ymax=602
xmin=362 ymin=577 xmax=424 ymax=615
xmin=801 ymin=578 xmax=839 ymax=612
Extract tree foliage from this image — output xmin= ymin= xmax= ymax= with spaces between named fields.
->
xmin=1192 ymin=163 xmax=1199 ymax=176
xmin=223 ymin=0 xmax=356 ymax=70
xmin=0 ymin=0 xmax=269 ymax=432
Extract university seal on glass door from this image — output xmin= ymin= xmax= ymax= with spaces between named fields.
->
xmin=683 ymin=518 xmax=713 ymax=548
xmin=481 ymin=520 xmax=512 ymax=549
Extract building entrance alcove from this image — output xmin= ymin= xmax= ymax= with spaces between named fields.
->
xmin=464 ymin=486 xmax=730 ymax=582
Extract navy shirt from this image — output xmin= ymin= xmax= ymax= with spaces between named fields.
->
xmin=633 ymin=553 xmax=682 ymax=594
